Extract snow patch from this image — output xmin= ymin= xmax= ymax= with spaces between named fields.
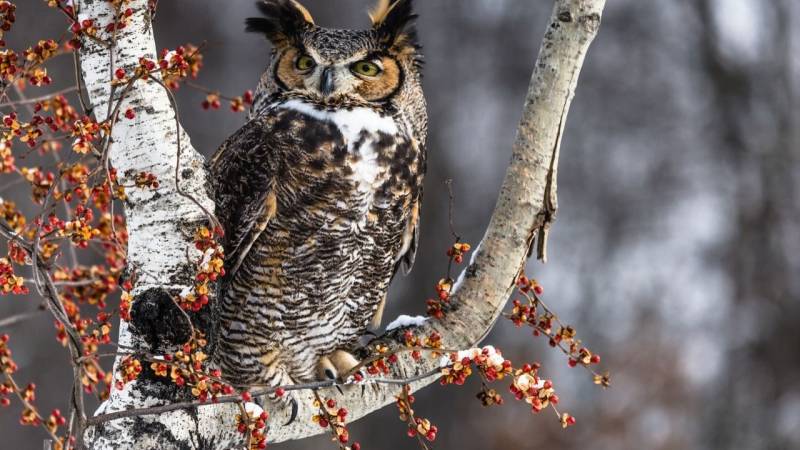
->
xmin=245 ymin=402 xmax=264 ymax=418
xmin=439 ymin=345 xmax=503 ymax=368
xmin=452 ymin=240 xmax=483 ymax=294
xmin=386 ymin=315 xmax=428 ymax=331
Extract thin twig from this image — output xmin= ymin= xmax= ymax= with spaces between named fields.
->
xmin=0 ymin=86 xmax=79 ymax=109
xmin=148 ymin=76 xmax=221 ymax=230
xmin=0 ymin=309 xmax=46 ymax=329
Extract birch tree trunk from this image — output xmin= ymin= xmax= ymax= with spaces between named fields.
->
xmin=78 ymin=0 xmax=606 ymax=448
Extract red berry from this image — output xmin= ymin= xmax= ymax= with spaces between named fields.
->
xmin=352 ymin=443 xmax=361 ymax=450
xmin=241 ymin=391 xmax=251 ymax=402
xmin=115 ymin=68 xmax=126 ymax=79
xmin=275 ymin=387 xmax=285 ymax=397
xmin=124 ymin=108 xmax=135 ymax=120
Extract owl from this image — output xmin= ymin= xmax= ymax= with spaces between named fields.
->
xmin=209 ymin=0 xmax=426 ymax=394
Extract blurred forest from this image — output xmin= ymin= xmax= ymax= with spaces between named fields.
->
xmin=1 ymin=1 xmax=798 ymax=449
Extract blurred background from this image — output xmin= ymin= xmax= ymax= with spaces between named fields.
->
xmin=2 ymin=0 xmax=799 ymax=449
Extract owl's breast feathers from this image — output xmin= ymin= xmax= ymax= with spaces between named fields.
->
xmin=210 ymin=99 xmax=424 ymax=382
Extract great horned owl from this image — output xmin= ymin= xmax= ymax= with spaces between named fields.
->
xmin=209 ymin=0 xmax=426 ymax=392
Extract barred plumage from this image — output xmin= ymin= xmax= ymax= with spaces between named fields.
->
xmin=210 ymin=0 xmax=426 ymax=391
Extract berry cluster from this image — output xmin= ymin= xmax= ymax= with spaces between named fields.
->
xmin=132 ymin=171 xmax=159 ymax=189
xmin=200 ymin=88 xmax=254 ymax=113
xmin=70 ymin=117 xmax=102 ymax=155
xmin=509 ymin=363 xmax=555 ymax=412
xmin=313 ymin=396 xmax=359 ymax=450
xmin=508 ymin=274 xmax=609 ymax=386
xmin=446 ymin=242 xmax=471 ymax=264
xmin=402 ymin=329 xmax=443 ymax=361
xmin=115 ymin=356 xmax=142 ymax=390
xmin=236 ymin=403 xmax=268 ymax=450
xmin=176 ymin=226 xmax=224 ymax=311
xmin=0 ymin=257 xmax=26 ymax=295
xmin=159 ymin=45 xmax=203 ymax=90
xmin=149 ymin=336 xmax=235 ymax=403
xmin=396 ymin=385 xmax=438 ymax=445
xmin=426 ymin=242 xmax=471 ymax=318
xmin=23 ymin=39 xmax=58 ymax=66
xmin=228 ymin=90 xmax=254 ymax=112
xmin=440 ymin=346 xmax=512 ymax=386
xmin=0 ymin=1 xmax=14 ymax=39
xmin=67 ymin=18 xmax=97 ymax=50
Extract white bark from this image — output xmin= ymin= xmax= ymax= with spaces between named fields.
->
xmin=76 ymin=1 xmax=221 ymax=448
xmin=78 ymin=0 xmax=606 ymax=448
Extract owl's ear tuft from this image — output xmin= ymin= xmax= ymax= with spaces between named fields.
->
xmin=370 ymin=0 xmax=419 ymax=52
xmin=246 ymin=0 xmax=315 ymax=46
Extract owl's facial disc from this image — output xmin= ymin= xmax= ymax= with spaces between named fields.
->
xmin=275 ymin=48 xmax=402 ymax=103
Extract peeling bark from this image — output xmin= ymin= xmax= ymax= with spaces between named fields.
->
xmin=78 ymin=0 xmax=606 ymax=448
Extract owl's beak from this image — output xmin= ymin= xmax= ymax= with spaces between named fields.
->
xmin=320 ymin=67 xmax=335 ymax=97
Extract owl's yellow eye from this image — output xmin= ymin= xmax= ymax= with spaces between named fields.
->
xmin=351 ymin=61 xmax=382 ymax=77
xmin=295 ymin=55 xmax=316 ymax=71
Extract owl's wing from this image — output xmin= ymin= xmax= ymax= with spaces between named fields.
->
xmin=208 ymin=116 xmax=278 ymax=279
xmin=395 ymin=195 xmax=421 ymax=277
xmin=392 ymin=137 xmax=425 ymax=278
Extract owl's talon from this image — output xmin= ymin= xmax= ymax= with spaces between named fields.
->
xmin=284 ymin=396 xmax=299 ymax=426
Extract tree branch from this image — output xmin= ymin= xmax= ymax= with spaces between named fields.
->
xmin=77 ymin=0 xmax=606 ymax=448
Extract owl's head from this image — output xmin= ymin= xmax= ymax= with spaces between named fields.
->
xmin=247 ymin=0 xmax=423 ymax=110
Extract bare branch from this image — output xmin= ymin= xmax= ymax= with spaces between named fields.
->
xmin=0 ymin=309 xmax=46 ymax=329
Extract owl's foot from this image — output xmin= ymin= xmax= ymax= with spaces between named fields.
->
xmin=317 ymin=350 xmax=361 ymax=382
xmin=244 ymin=390 xmax=299 ymax=426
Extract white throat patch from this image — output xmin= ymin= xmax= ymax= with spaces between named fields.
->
xmin=279 ymin=100 xmax=399 ymax=191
